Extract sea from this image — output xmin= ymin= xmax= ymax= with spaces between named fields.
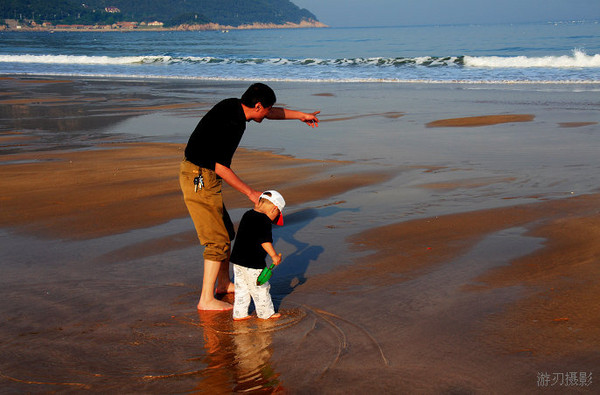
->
xmin=1 ymin=21 xmax=600 ymax=394
xmin=1 ymin=22 xmax=599 ymax=83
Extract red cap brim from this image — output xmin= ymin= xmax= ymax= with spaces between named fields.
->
xmin=276 ymin=214 xmax=284 ymax=226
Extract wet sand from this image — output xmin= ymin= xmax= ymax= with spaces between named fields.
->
xmin=0 ymin=143 xmax=391 ymax=240
xmin=426 ymin=114 xmax=535 ymax=128
xmin=1 ymin=76 xmax=598 ymax=393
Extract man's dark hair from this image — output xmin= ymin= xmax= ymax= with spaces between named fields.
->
xmin=241 ymin=83 xmax=276 ymax=108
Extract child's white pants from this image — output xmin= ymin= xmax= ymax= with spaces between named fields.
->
xmin=232 ymin=264 xmax=275 ymax=319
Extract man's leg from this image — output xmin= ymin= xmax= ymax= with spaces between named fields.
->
xmin=180 ymin=162 xmax=234 ymax=310
xmin=215 ymin=254 xmax=235 ymax=295
xmin=198 ymin=258 xmax=233 ymax=311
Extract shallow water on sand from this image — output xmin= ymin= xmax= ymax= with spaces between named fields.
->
xmin=1 ymin=77 xmax=599 ymax=392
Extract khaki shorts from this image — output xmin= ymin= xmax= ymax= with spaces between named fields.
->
xmin=179 ymin=159 xmax=235 ymax=261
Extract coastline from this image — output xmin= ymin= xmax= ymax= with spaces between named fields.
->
xmin=0 ymin=20 xmax=328 ymax=32
xmin=1 ymin=75 xmax=598 ymax=392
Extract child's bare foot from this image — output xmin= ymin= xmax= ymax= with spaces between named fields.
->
xmin=233 ymin=315 xmax=251 ymax=321
xmin=265 ymin=313 xmax=281 ymax=320
xmin=197 ymin=297 xmax=233 ymax=311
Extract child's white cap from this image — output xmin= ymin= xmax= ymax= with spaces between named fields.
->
xmin=260 ymin=190 xmax=285 ymax=225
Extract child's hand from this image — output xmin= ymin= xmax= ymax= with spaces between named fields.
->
xmin=272 ymin=253 xmax=282 ymax=266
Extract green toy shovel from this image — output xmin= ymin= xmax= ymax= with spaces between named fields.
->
xmin=257 ymin=254 xmax=282 ymax=286
xmin=257 ymin=263 xmax=276 ymax=286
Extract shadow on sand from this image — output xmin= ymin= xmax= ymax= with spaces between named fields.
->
xmin=269 ymin=205 xmax=359 ymax=309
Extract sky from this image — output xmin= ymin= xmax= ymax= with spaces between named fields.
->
xmin=292 ymin=0 xmax=600 ymax=27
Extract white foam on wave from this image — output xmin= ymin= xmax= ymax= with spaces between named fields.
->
xmin=465 ymin=49 xmax=600 ymax=69
xmin=0 ymin=54 xmax=460 ymax=67
xmin=0 ymin=54 xmax=172 ymax=65
xmin=6 ymin=52 xmax=598 ymax=70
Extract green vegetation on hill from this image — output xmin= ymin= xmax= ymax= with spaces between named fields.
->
xmin=0 ymin=0 xmax=319 ymax=27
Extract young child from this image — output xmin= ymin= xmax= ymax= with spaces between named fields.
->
xmin=230 ymin=190 xmax=285 ymax=320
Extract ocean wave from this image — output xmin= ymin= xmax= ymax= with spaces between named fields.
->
xmin=0 ymin=53 xmax=464 ymax=67
xmin=464 ymin=49 xmax=600 ymax=68
xmin=2 ymin=51 xmax=599 ymax=69
xmin=0 ymin=54 xmax=167 ymax=65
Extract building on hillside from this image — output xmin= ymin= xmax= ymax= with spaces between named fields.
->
xmin=105 ymin=6 xmax=121 ymax=13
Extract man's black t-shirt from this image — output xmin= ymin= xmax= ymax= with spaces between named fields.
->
xmin=184 ymin=98 xmax=246 ymax=170
xmin=230 ymin=210 xmax=273 ymax=270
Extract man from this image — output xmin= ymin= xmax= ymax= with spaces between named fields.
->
xmin=179 ymin=83 xmax=319 ymax=310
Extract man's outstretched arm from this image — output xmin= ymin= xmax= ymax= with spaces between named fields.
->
xmin=267 ymin=108 xmax=320 ymax=127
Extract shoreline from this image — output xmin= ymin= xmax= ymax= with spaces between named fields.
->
xmin=0 ymin=20 xmax=328 ymax=33
xmin=2 ymin=74 xmax=599 ymax=86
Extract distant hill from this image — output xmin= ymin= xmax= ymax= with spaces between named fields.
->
xmin=1 ymin=0 xmax=322 ymax=28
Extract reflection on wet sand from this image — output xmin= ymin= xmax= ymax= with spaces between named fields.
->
xmin=193 ymin=303 xmax=392 ymax=392
xmin=193 ymin=306 xmax=299 ymax=392
xmin=0 ymin=77 xmax=205 ymax=155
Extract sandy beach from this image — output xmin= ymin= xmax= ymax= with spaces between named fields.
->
xmin=0 ymin=75 xmax=598 ymax=393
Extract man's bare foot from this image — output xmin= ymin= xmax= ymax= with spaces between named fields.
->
xmin=216 ymin=282 xmax=235 ymax=295
xmin=197 ymin=298 xmax=233 ymax=311
xmin=233 ymin=315 xmax=251 ymax=321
